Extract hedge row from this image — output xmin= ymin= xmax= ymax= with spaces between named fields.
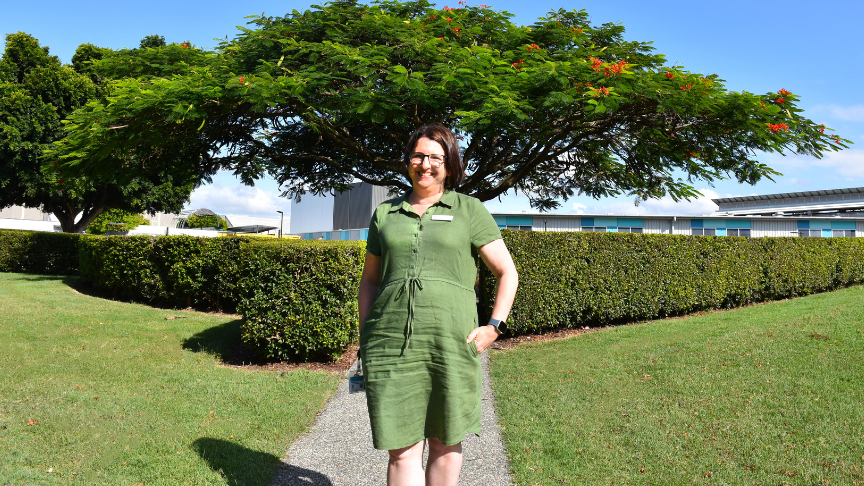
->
xmin=77 ymin=235 xmax=365 ymax=361
xmin=0 ymin=230 xmax=82 ymax=275
xmin=480 ymin=231 xmax=864 ymax=334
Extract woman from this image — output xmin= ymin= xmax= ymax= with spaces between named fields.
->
xmin=358 ymin=123 xmax=518 ymax=485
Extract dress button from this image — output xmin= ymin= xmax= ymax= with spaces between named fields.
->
xmin=413 ymin=248 xmax=418 ymax=253
xmin=419 ymin=225 xmax=423 ymax=231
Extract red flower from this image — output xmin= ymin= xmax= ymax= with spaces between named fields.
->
xmin=446 ymin=17 xmax=452 ymax=21
xmin=452 ymin=27 xmax=460 ymax=32
xmin=775 ymin=97 xmax=785 ymax=104
xmin=679 ymin=85 xmax=691 ymax=90
xmin=239 ymin=76 xmax=244 ymax=83
xmin=439 ymin=36 xmax=445 ymax=40
xmin=180 ymin=43 xmax=188 ymax=48
xmin=666 ymin=72 xmax=674 ymax=79
xmin=598 ymin=87 xmax=609 ymax=95
xmin=766 ymin=123 xmax=789 ymax=132
xmin=778 ymin=88 xmax=790 ymax=97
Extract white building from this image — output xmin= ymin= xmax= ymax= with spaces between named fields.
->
xmin=290 ymin=186 xmax=864 ymax=240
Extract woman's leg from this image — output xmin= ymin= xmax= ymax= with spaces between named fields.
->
xmin=388 ymin=440 xmax=426 ymax=486
xmin=425 ymin=437 xmax=463 ymax=486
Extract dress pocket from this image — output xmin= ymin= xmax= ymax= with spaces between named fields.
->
xmin=467 ymin=339 xmax=480 ymax=357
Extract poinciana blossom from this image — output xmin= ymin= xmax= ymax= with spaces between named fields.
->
xmin=767 ymin=123 xmax=789 ymax=132
xmin=666 ymin=72 xmax=674 ymax=79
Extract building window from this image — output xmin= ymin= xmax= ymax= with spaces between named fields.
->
xmin=505 ymin=225 xmax=533 ymax=231
xmin=727 ymin=228 xmax=751 ymax=237
xmin=833 ymin=230 xmax=856 ymax=237
xmin=691 ymin=228 xmax=717 ymax=236
xmin=798 ymin=229 xmax=822 ymax=237
xmin=582 ymin=226 xmax=607 ymax=232
xmin=618 ymin=227 xmax=643 ymax=233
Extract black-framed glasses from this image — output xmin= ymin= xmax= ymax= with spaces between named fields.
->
xmin=409 ymin=152 xmax=447 ymax=168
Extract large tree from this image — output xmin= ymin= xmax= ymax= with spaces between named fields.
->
xmin=52 ymin=0 xmax=848 ymax=210
xmin=0 ymin=33 xmax=198 ymax=232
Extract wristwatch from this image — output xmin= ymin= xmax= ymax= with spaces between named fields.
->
xmin=488 ymin=318 xmax=506 ymax=334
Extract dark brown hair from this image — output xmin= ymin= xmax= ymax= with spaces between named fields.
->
xmin=403 ymin=123 xmax=464 ymax=189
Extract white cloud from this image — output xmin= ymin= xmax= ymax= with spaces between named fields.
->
xmin=186 ymin=183 xmax=291 ymax=219
xmin=571 ymin=203 xmax=587 ymax=214
xmin=574 ymin=188 xmax=748 ymax=216
xmin=765 ymin=149 xmax=864 ymax=180
xmin=812 ymin=104 xmax=864 ymax=122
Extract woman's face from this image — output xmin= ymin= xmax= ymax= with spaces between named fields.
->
xmin=408 ymin=137 xmax=448 ymax=194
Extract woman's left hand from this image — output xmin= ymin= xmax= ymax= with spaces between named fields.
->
xmin=466 ymin=325 xmax=500 ymax=354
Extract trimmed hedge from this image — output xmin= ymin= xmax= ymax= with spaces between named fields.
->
xmin=479 ymin=231 xmax=864 ymax=334
xmin=77 ymin=235 xmax=364 ymax=361
xmin=0 ymin=230 xmax=82 ymax=275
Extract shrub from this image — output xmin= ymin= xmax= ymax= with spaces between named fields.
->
xmin=235 ymin=240 xmax=365 ymax=361
xmin=185 ymin=214 xmax=227 ymax=230
xmin=0 ymin=230 xmax=81 ymax=275
xmin=479 ymin=231 xmax=864 ymax=334
xmin=86 ymin=209 xmax=150 ymax=235
xmin=77 ymin=235 xmax=364 ymax=361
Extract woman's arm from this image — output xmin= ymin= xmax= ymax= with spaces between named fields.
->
xmin=467 ymin=238 xmax=519 ymax=352
xmin=358 ymin=251 xmax=382 ymax=332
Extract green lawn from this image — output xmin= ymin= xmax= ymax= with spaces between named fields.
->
xmin=0 ymin=273 xmax=341 ymax=485
xmin=491 ymin=285 xmax=864 ymax=485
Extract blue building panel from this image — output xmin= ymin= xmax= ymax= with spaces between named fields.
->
xmin=726 ymin=219 xmax=751 ymax=229
xmin=831 ymin=221 xmax=856 ymax=230
xmin=506 ymin=216 xmax=534 ymax=226
xmin=691 ymin=219 xmax=704 ymax=228
xmin=607 ymin=227 xmax=618 ymax=232
xmin=822 ymin=229 xmax=833 ymax=238
xmin=797 ymin=220 xmax=809 ymax=229
xmin=493 ymin=215 xmax=507 ymax=225
xmin=595 ymin=217 xmax=617 ymax=227
xmin=716 ymin=228 xmax=727 ymax=236
xmin=617 ymin=218 xmax=643 ymax=227
xmin=581 ymin=217 xmax=594 ymax=227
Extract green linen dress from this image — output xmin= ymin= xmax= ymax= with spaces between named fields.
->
xmin=360 ymin=190 xmax=502 ymax=450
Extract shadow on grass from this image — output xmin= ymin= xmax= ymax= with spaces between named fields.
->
xmin=182 ymin=319 xmax=263 ymax=366
xmin=193 ymin=437 xmax=333 ymax=486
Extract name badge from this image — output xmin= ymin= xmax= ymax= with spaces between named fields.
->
xmin=431 ymin=215 xmax=454 ymax=221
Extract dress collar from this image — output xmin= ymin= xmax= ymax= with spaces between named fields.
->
xmin=389 ymin=190 xmax=456 ymax=213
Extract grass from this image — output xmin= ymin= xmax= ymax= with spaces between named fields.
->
xmin=0 ymin=273 xmax=341 ymax=485
xmin=491 ymin=285 xmax=864 ymax=485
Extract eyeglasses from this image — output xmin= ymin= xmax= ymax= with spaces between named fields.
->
xmin=409 ymin=152 xmax=447 ymax=168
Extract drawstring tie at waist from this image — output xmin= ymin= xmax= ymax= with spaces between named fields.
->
xmin=396 ymin=274 xmax=423 ymax=355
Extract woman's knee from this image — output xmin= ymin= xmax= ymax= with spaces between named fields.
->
xmin=427 ymin=437 xmax=462 ymax=455
xmin=388 ymin=440 xmax=425 ymax=464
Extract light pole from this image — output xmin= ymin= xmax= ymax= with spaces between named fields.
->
xmin=276 ymin=210 xmax=283 ymax=238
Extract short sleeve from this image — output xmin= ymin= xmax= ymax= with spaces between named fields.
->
xmin=366 ymin=206 xmax=382 ymax=256
xmin=470 ymin=197 xmax=502 ymax=251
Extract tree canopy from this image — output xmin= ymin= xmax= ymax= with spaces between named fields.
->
xmin=0 ymin=33 xmax=199 ymax=232
xmin=51 ymin=0 xmax=849 ymax=210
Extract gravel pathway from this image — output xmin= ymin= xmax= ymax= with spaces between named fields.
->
xmin=271 ymin=353 xmax=514 ymax=486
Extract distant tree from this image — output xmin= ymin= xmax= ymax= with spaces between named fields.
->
xmin=52 ymin=1 xmax=849 ymax=210
xmin=86 ymin=209 xmax=150 ymax=234
xmin=185 ymin=214 xmax=227 ymax=230
xmin=138 ymin=35 xmax=166 ymax=49
xmin=0 ymin=33 xmax=198 ymax=232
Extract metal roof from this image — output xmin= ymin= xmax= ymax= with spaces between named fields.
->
xmin=712 ymin=187 xmax=864 ymax=205
xmin=226 ymin=225 xmax=278 ymax=234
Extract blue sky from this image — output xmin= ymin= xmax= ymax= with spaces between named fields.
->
xmin=4 ymin=0 xmax=863 ymax=223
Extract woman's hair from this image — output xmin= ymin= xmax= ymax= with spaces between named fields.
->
xmin=403 ymin=123 xmax=464 ymax=189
